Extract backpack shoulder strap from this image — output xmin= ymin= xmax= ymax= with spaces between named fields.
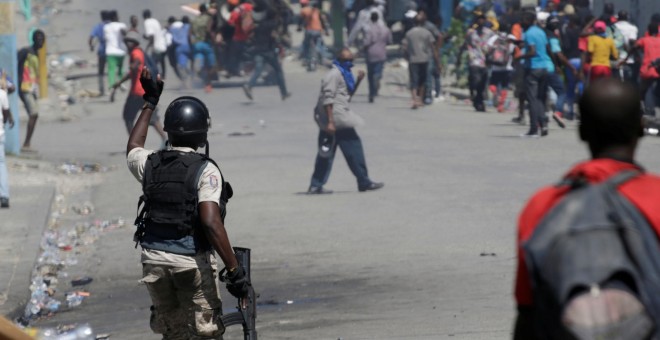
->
xmin=604 ymin=169 xmax=642 ymax=189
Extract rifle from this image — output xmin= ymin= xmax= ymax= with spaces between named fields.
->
xmin=221 ymin=247 xmax=258 ymax=340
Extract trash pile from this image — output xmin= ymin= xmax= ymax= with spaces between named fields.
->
xmin=19 ymin=205 xmax=125 ymax=325
xmin=24 ymin=323 xmax=97 ymax=340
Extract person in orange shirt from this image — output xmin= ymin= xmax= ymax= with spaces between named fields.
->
xmin=587 ymin=20 xmax=617 ymax=82
xmin=298 ymin=0 xmax=327 ymax=71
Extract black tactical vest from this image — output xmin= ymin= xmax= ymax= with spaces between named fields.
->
xmin=139 ymin=150 xmax=213 ymax=255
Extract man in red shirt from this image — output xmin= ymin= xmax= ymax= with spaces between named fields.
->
xmin=635 ymin=24 xmax=660 ymax=116
xmin=112 ymin=32 xmax=166 ymax=142
xmin=226 ymin=0 xmax=253 ymax=77
xmin=513 ymin=79 xmax=660 ymax=338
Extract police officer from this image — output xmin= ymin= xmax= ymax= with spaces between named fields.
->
xmin=126 ymin=68 xmax=248 ymax=339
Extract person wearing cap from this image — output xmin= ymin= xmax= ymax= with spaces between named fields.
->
xmin=587 ymin=20 xmax=617 ymax=82
xmin=516 ymin=11 xmax=552 ymax=137
xmin=127 ymin=68 xmax=249 ymax=340
xmin=112 ymin=31 xmax=166 ymax=142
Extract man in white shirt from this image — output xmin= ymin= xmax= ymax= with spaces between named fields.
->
xmin=0 ymin=82 xmax=15 ymax=208
xmin=143 ymin=10 xmax=168 ymax=79
xmin=614 ymin=10 xmax=639 ymax=84
xmin=347 ymin=0 xmax=385 ymax=47
xmin=103 ymin=10 xmax=127 ymax=89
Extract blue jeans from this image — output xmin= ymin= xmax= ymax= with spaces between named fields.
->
xmin=366 ymin=61 xmax=384 ymax=99
xmin=547 ymin=72 xmax=566 ymax=115
xmin=641 ymin=78 xmax=660 ymax=116
xmin=247 ymin=50 xmax=288 ymax=97
xmin=310 ymin=128 xmax=371 ymax=189
xmin=564 ymin=58 xmax=582 ymax=119
xmin=176 ymin=44 xmax=191 ymax=69
xmin=302 ymin=30 xmax=322 ymax=65
xmin=193 ymin=42 xmax=215 ymax=68
xmin=0 ymin=135 xmax=8 ymax=198
xmin=525 ymin=68 xmax=549 ymax=133
xmin=425 ymin=58 xmax=441 ymax=101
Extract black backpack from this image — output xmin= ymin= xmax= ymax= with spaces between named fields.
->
xmin=523 ymin=170 xmax=660 ymax=340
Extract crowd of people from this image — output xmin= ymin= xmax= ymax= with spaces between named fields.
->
xmin=88 ymin=0 xmax=293 ymax=98
xmin=444 ymin=0 xmax=660 ymax=137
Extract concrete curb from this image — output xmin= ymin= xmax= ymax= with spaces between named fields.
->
xmin=0 ymin=185 xmax=56 ymax=320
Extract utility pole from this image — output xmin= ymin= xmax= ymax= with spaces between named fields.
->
xmin=0 ymin=0 xmax=20 ymax=155
xmin=330 ymin=0 xmax=345 ymax=52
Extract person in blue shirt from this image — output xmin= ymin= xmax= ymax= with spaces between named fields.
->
xmin=516 ymin=11 xmax=552 ymax=138
xmin=168 ymin=16 xmax=192 ymax=87
xmin=89 ymin=10 xmax=110 ymax=96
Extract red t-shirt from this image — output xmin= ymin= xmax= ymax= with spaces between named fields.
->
xmin=130 ymin=48 xmax=145 ymax=96
xmin=514 ymin=159 xmax=660 ymax=307
xmin=637 ymin=36 xmax=660 ymax=79
xmin=228 ymin=4 xmax=254 ymax=42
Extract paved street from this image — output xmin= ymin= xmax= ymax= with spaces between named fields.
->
xmin=3 ymin=0 xmax=660 ymax=339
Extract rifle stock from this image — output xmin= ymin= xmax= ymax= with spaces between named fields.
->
xmin=221 ymin=247 xmax=257 ymax=340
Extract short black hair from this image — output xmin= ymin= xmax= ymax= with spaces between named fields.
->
xmin=100 ymin=10 xmax=109 ymax=21
xmin=522 ymin=11 xmax=536 ymax=25
xmin=370 ymin=11 xmax=379 ymax=22
xmin=650 ymin=23 xmax=659 ymax=36
xmin=199 ymin=4 xmax=207 ymax=13
xmin=618 ymin=10 xmax=628 ymax=22
xmin=579 ymin=79 xmax=642 ymax=150
xmin=32 ymin=29 xmax=45 ymax=41
xmin=603 ymin=2 xmax=614 ymax=15
xmin=143 ymin=9 xmax=151 ymax=18
xmin=182 ymin=16 xmax=190 ymax=24
xmin=110 ymin=10 xmax=119 ymax=21
xmin=168 ymin=16 xmax=176 ymax=24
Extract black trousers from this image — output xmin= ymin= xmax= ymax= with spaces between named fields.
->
xmin=469 ymin=66 xmax=488 ymax=110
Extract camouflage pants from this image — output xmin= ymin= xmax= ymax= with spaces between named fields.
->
xmin=141 ymin=261 xmax=224 ymax=340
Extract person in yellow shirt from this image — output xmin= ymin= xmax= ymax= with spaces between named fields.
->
xmin=17 ymin=30 xmax=45 ymax=153
xmin=587 ymin=21 xmax=618 ymax=82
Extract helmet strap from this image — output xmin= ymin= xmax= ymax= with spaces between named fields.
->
xmin=204 ymin=141 xmax=210 ymax=157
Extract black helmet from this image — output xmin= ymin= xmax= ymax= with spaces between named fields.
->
xmin=164 ymin=96 xmax=211 ymax=135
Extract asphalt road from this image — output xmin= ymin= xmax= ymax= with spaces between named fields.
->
xmin=12 ymin=0 xmax=660 ymax=339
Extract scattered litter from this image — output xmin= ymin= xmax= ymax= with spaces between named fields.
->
xmin=259 ymin=119 xmax=266 ymax=128
xmin=71 ymin=202 xmax=94 ymax=215
xmin=95 ymin=334 xmax=110 ymax=340
xmin=479 ymin=252 xmax=497 ymax=257
xmin=286 ymin=300 xmax=294 ymax=305
xmin=71 ymin=277 xmax=93 ymax=287
xmin=26 ymin=323 xmax=96 ymax=340
xmin=228 ymin=132 xmax=255 ymax=137
xmin=65 ymin=291 xmax=89 ymax=308
xmin=59 ymin=162 xmax=114 ymax=174
xmin=23 ymin=207 xmax=124 ymax=323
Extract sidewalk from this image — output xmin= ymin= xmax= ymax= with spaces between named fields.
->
xmin=0 ymin=184 xmax=55 ymax=318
